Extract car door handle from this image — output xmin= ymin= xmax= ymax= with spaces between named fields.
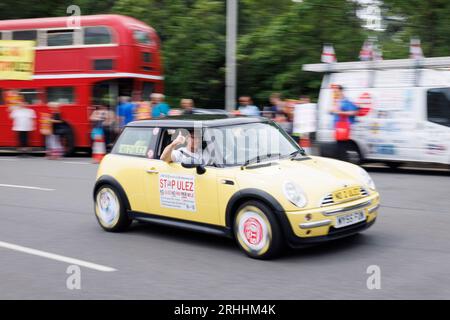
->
xmin=146 ymin=168 xmax=159 ymax=174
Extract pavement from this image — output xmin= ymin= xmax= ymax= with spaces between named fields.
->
xmin=1 ymin=156 xmax=450 ymax=299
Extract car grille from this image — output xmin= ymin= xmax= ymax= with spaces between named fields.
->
xmin=320 ymin=187 xmax=368 ymax=207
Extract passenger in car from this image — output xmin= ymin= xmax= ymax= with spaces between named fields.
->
xmin=161 ymin=130 xmax=209 ymax=165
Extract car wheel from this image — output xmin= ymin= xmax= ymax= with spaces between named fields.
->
xmin=233 ymin=201 xmax=284 ymax=260
xmin=94 ymin=185 xmax=131 ymax=232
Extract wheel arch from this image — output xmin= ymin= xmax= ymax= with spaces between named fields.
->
xmin=93 ymin=175 xmax=131 ymax=212
xmin=225 ymin=188 xmax=292 ymax=238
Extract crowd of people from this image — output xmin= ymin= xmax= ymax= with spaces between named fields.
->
xmin=5 ymin=89 xmax=318 ymax=158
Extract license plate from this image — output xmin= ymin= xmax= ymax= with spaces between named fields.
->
xmin=335 ymin=210 xmax=366 ymax=229
xmin=332 ymin=186 xmax=361 ymax=203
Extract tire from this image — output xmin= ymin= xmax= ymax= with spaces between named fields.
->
xmin=233 ymin=200 xmax=284 ymax=260
xmin=94 ymin=184 xmax=132 ymax=232
xmin=385 ymin=162 xmax=402 ymax=170
xmin=340 ymin=141 xmax=363 ymax=165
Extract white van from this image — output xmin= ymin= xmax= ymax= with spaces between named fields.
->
xmin=303 ymin=58 xmax=450 ymax=167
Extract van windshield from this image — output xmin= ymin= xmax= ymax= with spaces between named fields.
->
xmin=204 ymin=122 xmax=304 ymax=167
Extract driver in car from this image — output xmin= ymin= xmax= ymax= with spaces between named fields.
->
xmin=161 ymin=130 xmax=209 ymax=165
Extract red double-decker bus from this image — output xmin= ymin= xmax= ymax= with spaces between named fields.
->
xmin=0 ymin=14 xmax=163 ymax=153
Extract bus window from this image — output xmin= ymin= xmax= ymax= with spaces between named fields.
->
xmin=84 ymin=26 xmax=112 ymax=45
xmin=13 ymin=30 xmax=37 ymax=41
xmin=133 ymin=30 xmax=152 ymax=45
xmin=142 ymin=52 xmax=152 ymax=63
xmin=93 ymin=59 xmax=114 ymax=71
xmin=19 ymin=89 xmax=41 ymax=105
xmin=47 ymin=87 xmax=75 ymax=104
xmin=47 ymin=29 xmax=74 ymax=46
xmin=427 ymin=88 xmax=450 ymax=127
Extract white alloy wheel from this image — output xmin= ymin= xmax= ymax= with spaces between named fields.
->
xmin=95 ymin=187 xmax=121 ymax=229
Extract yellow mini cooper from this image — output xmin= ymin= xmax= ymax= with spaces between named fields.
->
xmin=93 ymin=115 xmax=380 ymax=259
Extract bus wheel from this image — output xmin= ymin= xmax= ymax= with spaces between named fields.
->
xmin=60 ymin=122 xmax=75 ymax=157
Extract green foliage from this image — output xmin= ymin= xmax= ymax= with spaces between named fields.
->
xmin=1 ymin=0 xmax=449 ymax=106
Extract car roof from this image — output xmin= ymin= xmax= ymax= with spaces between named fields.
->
xmin=126 ymin=115 xmax=270 ymax=128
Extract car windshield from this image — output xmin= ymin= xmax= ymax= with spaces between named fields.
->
xmin=204 ymin=122 xmax=304 ymax=167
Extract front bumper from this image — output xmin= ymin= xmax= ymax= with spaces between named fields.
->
xmin=280 ymin=193 xmax=380 ymax=248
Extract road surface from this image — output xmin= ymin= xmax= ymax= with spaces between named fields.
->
xmin=1 ymin=156 xmax=449 ymax=299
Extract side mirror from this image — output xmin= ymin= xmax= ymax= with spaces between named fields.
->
xmin=181 ymin=162 xmax=206 ymax=175
xmin=196 ymin=165 xmax=206 ymax=175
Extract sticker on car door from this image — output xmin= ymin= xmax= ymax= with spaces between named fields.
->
xmin=159 ymin=173 xmax=196 ymax=211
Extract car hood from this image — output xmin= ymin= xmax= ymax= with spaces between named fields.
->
xmin=234 ymin=156 xmax=368 ymax=210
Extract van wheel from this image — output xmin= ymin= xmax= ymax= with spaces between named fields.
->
xmin=385 ymin=162 xmax=403 ymax=170
xmin=342 ymin=142 xmax=363 ymax=165
xmin=94 ymin=185 xmax=131 ymax=232
xmin=233 ymin=201 xmax=284 ymax=260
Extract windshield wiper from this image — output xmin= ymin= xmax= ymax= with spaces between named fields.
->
xmin=243 ymin=153 xmax=282 ymax=166
xmin=289 ymin=149 xmax=305 ymax=160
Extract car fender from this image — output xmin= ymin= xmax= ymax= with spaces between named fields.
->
xmin=93 ymin=175 xmax=131 ymax=211
xmin=225 ymin=188 xmax=294 ymax=239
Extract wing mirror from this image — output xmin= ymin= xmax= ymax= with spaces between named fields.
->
xmin=181 ymin=162 xmax=206 ymax=175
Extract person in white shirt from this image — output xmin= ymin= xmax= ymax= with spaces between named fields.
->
xmin=161 ymin=130 xmax=208 ymax=165
xmin=9 ymin=104 xmax=36 ymax=155
xmin=238 ymin=96 xmax=260 ymax=116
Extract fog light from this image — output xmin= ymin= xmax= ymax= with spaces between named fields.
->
xmin=305 ymin=214 xmax=312 ymax=221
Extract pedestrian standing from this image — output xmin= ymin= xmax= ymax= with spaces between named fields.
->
xmin=90 ymin=104 xmax=116 ymax=150
xmin=151 ymin=93 xmax=171 ymax=118
xmin=116 ymin=96 xmax=135 ymax=128
xmin=263 ymin=93 xmax=284 ymax=119
xmin=9 ymin=97 xmax=36 ymax=156
xmin=39 ymin=111 xmax=53 ymax=157
xmin=48 ymin=102 xmax=64 ymax=160
xmin=238 ymin=96 xmax=260 ymax=116
xmin=330 ymin=85 xmax=359 ymax=160
xmin=180 ymin=98 xmax=195 ymax=115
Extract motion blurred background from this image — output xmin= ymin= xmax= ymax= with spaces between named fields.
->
xmin=1 ymin=0 xmax=448 ymax=107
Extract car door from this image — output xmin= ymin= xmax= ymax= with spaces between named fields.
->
xmin=142 ymin=128 xmax=221 ymax=226
xmin=109 ymin=126 xmax=160 ymax=213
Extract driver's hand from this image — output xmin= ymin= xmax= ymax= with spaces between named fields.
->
xmin=173 ymin=132 xmax=186 ymax=146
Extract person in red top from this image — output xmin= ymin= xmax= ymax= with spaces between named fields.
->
xmin=330 ymin=85 xmax=359 ymax=160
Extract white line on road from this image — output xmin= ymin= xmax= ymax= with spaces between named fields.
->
xmin=0 ymin=184 xmax=55 ymax=191
xmin=0 ymin=240 xmax=117 ymax=272
xmin=62 ymin=161 xmax=92 ymax=165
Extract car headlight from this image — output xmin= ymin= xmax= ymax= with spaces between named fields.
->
xmin=283 ymin=181 xmax=308 ymax=208
xmin=357 ymin=167 xmax=376 ymax=190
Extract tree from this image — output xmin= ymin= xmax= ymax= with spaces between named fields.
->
xmin=382 ymin=0 xmax=450 ymax=57
xmin=237 ymin=0 xmax=365 ymax=103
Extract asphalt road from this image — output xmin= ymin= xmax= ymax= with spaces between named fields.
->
xmin=1 ymin=156 xmax=450 ymax=299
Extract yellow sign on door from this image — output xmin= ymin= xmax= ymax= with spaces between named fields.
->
xmin=0 ymin=40 xmax=35 ymax=80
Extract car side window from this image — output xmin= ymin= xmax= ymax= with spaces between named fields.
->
xmin=112 ymin=127 xmax=160 ymax=158
xmin=157 ymin=128 xmax=192 ymax=158
xmin=427 ymin=88 xmax=450 ymax=127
